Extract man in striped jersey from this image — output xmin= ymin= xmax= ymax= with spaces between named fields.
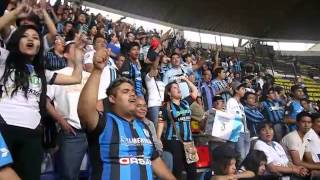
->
xmin=211 ymin=67 xmax=232 ymax=103
xmin=198 ymin=69 xmax=216 ymax=111
xmin=78 ymin=49 xmax=175 ymax=180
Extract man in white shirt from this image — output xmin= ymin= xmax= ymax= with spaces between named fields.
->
xmin=226 ymin=80 xmax=249 ymax=165
xmin=281 ymin=111 xmax=320 ymax=175
xmin=47 ymin=41 xmax=90 ymax=180
xmin=305 ymin=113 xmax=320 ymax=163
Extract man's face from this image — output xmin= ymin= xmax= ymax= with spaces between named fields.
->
xmin=301 ymin=100 xmax=309 ymax=111
xmin=213 ymin=100 xmax=225 ymax=110
xmin=134 ymin=98 xmax=147 ymax=119
xmin=127 ymin=33 xmax=135 ymax=42
xmin=293 ymin=88 xmax=305 ymax=100
xmin=109 ymin=83 xmax=137 ymax=115
xmin=94 ymin=37 xmax=106 ymax=50
xmin=54 ymin=37 xmax=65 ymax=54
xmin=267 ymin=90 xmax=276 ymax=100
xmin=78 ymin=14 xmax=86 ymax=24
xmin=64 ymin=23 xmax=73 ymax=33
xmin=115 ymin=56 xmax=125 ymax=69
xmin=171 ymin=55 xmax=180 ymax=67
xmin=297 ymin=116 xmax=312 ymax=134
xmin=312 ymin=118 xmax=320 ymax=134
xmin=218 ymin=70 xmax=226 ymax=79
xmin=129 ymin=46 xmax=139 ymax=60
xmin=202 ymin=70 xmax=212 ymax=82
xmin=246 ymin=94 xmax=257 ymax=106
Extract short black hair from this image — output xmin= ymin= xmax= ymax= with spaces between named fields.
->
xmin=257 ymin=122 xmax=273 ymax=135
xmin=244 ymin=91 xmax=256 ymax=100
xmin=93 ymin=33 xmax=105 ymax=45
xmin=274 ymin=86 xmax=284 ymax=94
xmin=311 ymin=113 xmax=320 ymax=123
xmin=128 ymin=42 xmax=140 ymax=51
xmin=241 ymin=150 xmax=267 ymax=175
xmin=214 ymin=67 xmax=224 ymax=76
xmin=296 ymin=111 xmax=312 ymax=122
xmin=64 ymin=21 xmax=73 ymax=26
xmin=106 ymin=77 xmax=134 ymax=97
xmin=170 ymin=52 xmax=180 ymax=58
xmin=300 ymin=98 xmax=310 ymax=103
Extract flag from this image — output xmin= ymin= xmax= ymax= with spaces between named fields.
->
xmin=211 ymin=110 xmax=243 ymax=142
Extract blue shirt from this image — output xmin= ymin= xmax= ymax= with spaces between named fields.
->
xmin=287 ymin=100 xmax=304 ymax=131
xmin=0 ymin=133 xmax=13 ymax=168
xmin=88 ymin=112 xmax=158 ymax=180
xmin=261 ymin=99 xmax=284 ymax=124
xmin=244 ymin=105 xmax=264 ymax=137
xmin=211 ymin=79 xmax=231 ymax=103
xmin=198 ymin=81 xmax=216 ymax=111
xmin=45 ymin=50 xmax=67 ymax=71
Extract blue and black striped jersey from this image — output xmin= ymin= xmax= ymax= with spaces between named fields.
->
xmin=87 ymin=112 xmax=159 ymax=180
xmin=162 ymin=96 xmax=194 ymax=142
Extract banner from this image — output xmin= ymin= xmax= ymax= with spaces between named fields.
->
xmin=211 ymin=110 xmax=243 ymax=142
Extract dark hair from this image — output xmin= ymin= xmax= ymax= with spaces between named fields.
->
xmin=214 ymin=67 xmax=224 ymax=76
xmin=93 ymin=33 xmax=105 ymax=45
xmin=257 ymin=122 xmax=273 ymax=137
xmin=126 ymin=32 xmax=134 ymax=38
xmin=183 ymin=53 xmax=192 ymax=62
xmin=244 ymin=92 xmax=256 ymax=100
xmin=211 ymin=144 xmax=238 ymax=175
xmin=128 ymin=42 xmax=140 ymax=51
xmin=241 ymin=150 xmax=267 ymax=175
xmin=274 ymin=86 xmax=284 ymax=94
xmin=64 ymin=21 xmax=73 ymax=26
xmin=106 ymin=77 xmax=134 ymax=97
xmin=1 ymin=25 xmax=47 ymax=116
xmin=296 ymin=111 xmax=312 ymax=122
xmin=63 ymin=42 xmax=75 ymax=54
xmin=311 ymin=113 xmax=320 ymax=123
xmin=170 ymin=52 xmax=180 ymax=58
xmin=163 ymin=81 xmax=178 ymax=102
xmin=300 ymin=98 xmax=310 ymax=104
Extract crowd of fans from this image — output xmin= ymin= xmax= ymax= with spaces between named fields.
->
xmin=0 ymin=0 xmax=320 ymax=180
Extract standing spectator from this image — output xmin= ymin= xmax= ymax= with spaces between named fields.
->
xmin=226 ymin=81 xmax=250 ymax=165
xmin=281 ymin=112 xmax=320 ymax=175
xmin=121 ymin=31 xmax=136 ymax=55
xmin=198 ymin=69 xmax=216 ymax=111
xmin=0 ymin=25 xmax=82 ymax=180
xmin=212 ymin=67 xmax=232 ymax=103
xmin=45 ymin=35 xmax=67 ymax=70
xmin=260 ymin=87 xmax=286 ymax=142
xmin=107 ymin=33 xmax=121 ymax=58
xmin=58 ymin=21 xmax=73 ymax=39
xmin=285 ymin=85 xmax=305 ymax=132
xmin=83 ymin=33 xmax=107 ymax=72
xmin=134 ymin=97 xmax=173 ymax=174
xmin=114 ymin=54 xmax=125 ymax=70
xmin=254 ymin=122 xmax=308 ymax=178
xmin=163 ymin=53 xmax=192 ymax=98
xmin=243 ymin=92 xmax=264 ymax=138
xmin=87 ymin=25 xmax=98 ymax=45
xmin=74 ymin=12 xmax=88 ymax=34
xmin=78 ymin=50 xmax=175 ymax=180
xmin=157 ymin=76 xmax=198 ymax=180
xmin=46 ymin=41 xmax=89 ymax=180
xmin=119 ymin=42 xmax=144 ymax=96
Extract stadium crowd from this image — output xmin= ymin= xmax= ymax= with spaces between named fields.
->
xmin=0 ymin=0 xmax=319 ymax=180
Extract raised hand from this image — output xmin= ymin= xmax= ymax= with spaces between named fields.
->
xmin=93 ymin=48 xmax=108 ymax=71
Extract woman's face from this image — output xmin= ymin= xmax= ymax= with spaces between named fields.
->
xmin=259 ymin=125 xmax=274 ymax=143
xmin=258 ymin=161 xmax=266 ymax=175
xmin=19 ymin=29 xmax=40 ymax=57
xmin=224 ymin=159 xmax=237 ymax=175
xmin=169 ymin=83 xmax=181 ymax=100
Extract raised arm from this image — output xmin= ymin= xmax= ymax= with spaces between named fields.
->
xmin=53 ymin=47 xmax=82 ymax=85
xmin=78 ymin=48 xmax=108 ymax=131
xmin=40 ymin=0 xmax=57 ymax=45
xmin=0 ymin=3 xmax=31 ymax=32
xmin=180 ymin=76 xmax=198 ymax=99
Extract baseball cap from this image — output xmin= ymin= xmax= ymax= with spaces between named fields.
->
xmin=150 ymin=39 xmax=160 ymax=50
xmin=231 ymin=80 xmax=246 ymax=90
xmin=212 ymin=95 xmax=224 ymax=102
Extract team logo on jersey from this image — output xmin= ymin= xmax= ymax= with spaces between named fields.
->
xmin=143 ymin=129 xmax=150 ymax=138
xmin=0 ymin=148 xmax=9 ymax=158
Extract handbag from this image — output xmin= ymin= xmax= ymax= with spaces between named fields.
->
xmin=166 ymin=103 xmax=199 ymax=164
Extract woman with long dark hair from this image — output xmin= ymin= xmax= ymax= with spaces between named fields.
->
xmin=0 ymin=25 xmax=82 ymax=180
xmin=157 ymin=76 xmax=198 ymax=180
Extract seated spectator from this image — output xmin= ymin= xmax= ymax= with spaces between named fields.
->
xmin=163 ymin=53 xmax=193 ymax=98
xmin=282 ymin=112 xmax=320 ymax=176
xmin=243 ymin=92 xmax=264 ymax=138
xmin=45 ymin=35 xmax=67 ymax=70
xmin=254 ymin=122 xmax=308 ymax=178
xmin=301 ymin=98 xmax=317 ymax=114
xmin=274 ymin=86 xmax=287 ymax=106
xmin=260 ymin=87 xmax=286 ymax=142
xmin=206 ymin=144 xmax=255 ymax=180
xmin=134 ymin=97 xmax=173 ymax=174
xmin=285 ymin=85 xmax=305 ymax=132
xmin=305 ymin=113 xmax=320 ymax=163
xmin=241 ymin=150 xmax=267 ymax=179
